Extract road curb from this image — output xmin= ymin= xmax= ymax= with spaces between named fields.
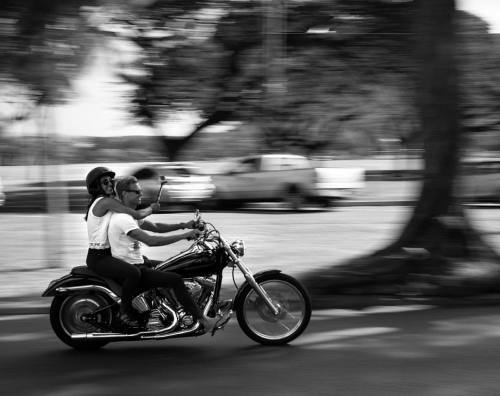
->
xmin=0 ymin=298 xmax=50 ymax=315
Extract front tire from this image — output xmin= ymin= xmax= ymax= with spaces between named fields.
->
xmin=50 ymin=293 xmax=112 ymax=350
xmin=235 ymin=273 xmax=311 ymax=345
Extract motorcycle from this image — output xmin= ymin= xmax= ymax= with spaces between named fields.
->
xmin=42 ymin=188 xmax=311 ymax=349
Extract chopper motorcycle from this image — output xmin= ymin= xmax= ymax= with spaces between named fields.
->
xmin=42 ymin=191 xmax=311 ymax=349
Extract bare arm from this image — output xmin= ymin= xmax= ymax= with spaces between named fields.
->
xmin=93 ymin=197 xmax=154 ymax=220
xmin=140 ymin=219 xmax=190 ymax=233
xmin=128 ymin=228 xmax=194 ymax=247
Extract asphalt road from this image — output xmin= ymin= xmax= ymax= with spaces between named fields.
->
xmin=3 ymin=304 xmax=500 ymax=395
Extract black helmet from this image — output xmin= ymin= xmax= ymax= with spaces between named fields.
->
xmin=86 ymin=166 xmax=116 ymax=196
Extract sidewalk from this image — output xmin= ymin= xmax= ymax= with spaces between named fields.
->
xmin=1 ymin=177 xmax=498 ymax=315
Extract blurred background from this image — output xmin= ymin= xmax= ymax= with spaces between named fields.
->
xmin=3 ymin=1 xmax=500 ymax=394
xmin=0 ymin=0 xmax=499 ymax=271
xmin=0 ymin=0 xmax=498 ymax=265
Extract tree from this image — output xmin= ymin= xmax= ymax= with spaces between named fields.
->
xmin=303 ymin=0 xmax=500 ymax=299
xmin=122 ymin=0 xmax=420 ymax=159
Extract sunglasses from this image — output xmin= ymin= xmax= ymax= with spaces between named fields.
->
xmin=125 ymin=189 xmax=142 ymax=196
xmin=101 ymin=178 xmax=114 ymax=186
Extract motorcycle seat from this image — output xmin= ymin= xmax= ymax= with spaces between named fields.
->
xmin=71 ymin=266 xmax=97 ymax=277
xmin=71 ymin=266 xmax=123 ymax=297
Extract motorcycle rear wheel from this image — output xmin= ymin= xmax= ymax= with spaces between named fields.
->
xmin=50 ymin=293 xmax=112 ymax=350
xmin=235 ymin=273 xmax=311 ymax=345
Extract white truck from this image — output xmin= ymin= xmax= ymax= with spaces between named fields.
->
xmin=210 ymin=154 xmax=365 ymax=209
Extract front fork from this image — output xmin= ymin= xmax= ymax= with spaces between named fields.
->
xmin=222 ymin=239 xmax=280 ymax=316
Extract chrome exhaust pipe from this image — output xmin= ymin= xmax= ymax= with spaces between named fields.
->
xmin=71 ymin=295 xmax=214 ymax=341
xmin=71 ymin=322 xmax=202 ymax=341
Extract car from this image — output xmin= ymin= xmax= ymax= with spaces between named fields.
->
xmin=0 ymin=177 xmax=5 ymax=206
xmin=209 ymin=154 xmax=365 ymax=209
xmin=128 ymin=162 xmax=215 ymax=209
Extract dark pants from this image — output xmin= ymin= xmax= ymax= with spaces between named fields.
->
xmin=86 ymin=248 xmax=141 ymax=315
xmin=137 ymin=257 xmax=204 ymax=320
xmin=87 ymin=250 xmax=203 ymax=320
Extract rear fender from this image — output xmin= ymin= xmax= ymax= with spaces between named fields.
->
xmin=233 ymin=270 xmax=281 ymax=309
xmin=42 ymin=275 xmax=120 ymax=303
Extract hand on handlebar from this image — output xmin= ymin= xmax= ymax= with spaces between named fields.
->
xmin=186 ymin=219 xmax=206 ymax=231
xmin=186 ymin=229 xmax=203 ymax=241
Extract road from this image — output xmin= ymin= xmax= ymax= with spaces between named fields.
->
xmin=2 ymin=304 xmax=500 ymax=395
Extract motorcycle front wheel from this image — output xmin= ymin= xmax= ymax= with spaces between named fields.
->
xmin=50 ymin=293 xmax=112 ymax=350
xmin=235 ymin=273 xmax=311 ymax=345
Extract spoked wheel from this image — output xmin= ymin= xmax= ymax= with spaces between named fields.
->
xmin=236 ymin=273 xmax=311 ymax=345
xmin=50 ymin=293 xmax=112 ymax=350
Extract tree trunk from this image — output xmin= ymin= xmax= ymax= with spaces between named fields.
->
xmin=302 ymin=0 xmax=500 ymax=298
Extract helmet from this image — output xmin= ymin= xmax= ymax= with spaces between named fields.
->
xmin=86 ymin=167 xmax=116 ymax=196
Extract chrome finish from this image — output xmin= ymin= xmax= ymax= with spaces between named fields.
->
xmin=70 ymin=322 xmax=202 ymax=341
xmin=159 ymin=300 xmax=178 ymax=332
xmin=230 ymin=239 xmax=245 ymax=257
xmin=132 ymin=294 xmax=150 ymax=313
xmin=55 ymin=285 xmax=120 ymax=303
xmin=69 ymin=294 xmax=215 ymax=341
xmin=146 ymin=309 xmax=164 ymax=331
xmin=221 ymin=237 xmax=280 ymax=315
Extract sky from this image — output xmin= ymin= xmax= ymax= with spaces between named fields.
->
xmin=457 ymin=0 xmax=500 ymax=33
xmin=6 ymin=0 xmax=500 ymax=138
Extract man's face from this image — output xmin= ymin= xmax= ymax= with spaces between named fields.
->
xmin=123 ymin=182 xmax=143 ymax=208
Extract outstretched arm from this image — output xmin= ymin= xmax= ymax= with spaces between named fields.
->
xmin=128 ymin=228 xmax=198 ymax=246
xmin=96 ymin=197 xmax=158 ymax=220
xmin=140 ymin=219 xmax=196 ymax=233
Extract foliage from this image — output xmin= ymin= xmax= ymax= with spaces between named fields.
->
xmin=116 ymin=0 xmax=499 ymax=159
xmin=1 ymin=0 xmax=499 ymax=160
xmin=0 ymin=0 xmax=98 ymax=104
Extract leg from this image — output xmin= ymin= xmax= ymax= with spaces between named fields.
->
xmin=87 ymin=255 xmax=141 ymax=316
xmin=138 ymin=268 xmax=204 ymax=320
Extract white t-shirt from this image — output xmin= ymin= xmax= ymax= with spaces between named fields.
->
xmin=87 ymin=197 xmax=112 ymax=249
xmin=108 ymin=212 xmax=145 ymax=264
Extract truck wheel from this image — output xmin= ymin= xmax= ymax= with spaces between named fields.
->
xmin=283 ymin=186 xmax=305 ymax=211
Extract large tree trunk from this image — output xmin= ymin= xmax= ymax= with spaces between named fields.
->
xmin=302 ymin=0 xmax=500 ymax=298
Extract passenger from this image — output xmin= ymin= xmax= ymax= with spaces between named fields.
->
xmin=84 ymin=167 xmax=158 ymax=328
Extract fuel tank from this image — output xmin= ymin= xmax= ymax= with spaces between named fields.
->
xmin=156 ymin=244 xmax=226 ymax=277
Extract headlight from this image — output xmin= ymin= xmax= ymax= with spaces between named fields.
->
xmin=230 ymin=239 xmax=245 ymax=257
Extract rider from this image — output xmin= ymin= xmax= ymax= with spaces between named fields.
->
xmin=108 ymin=175 xmax=217 ymax=332
xmin=85 ymin=167 xmax=159 ymax=328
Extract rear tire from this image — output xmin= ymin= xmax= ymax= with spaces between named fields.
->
xmin=50 ymin=293 xmax=112 ymax=350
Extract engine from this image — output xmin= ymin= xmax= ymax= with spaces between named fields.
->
xmin=184 ymin=279 xmax=203 ymax=301
xmin=130 ymin=277 xmax=216 ymax=331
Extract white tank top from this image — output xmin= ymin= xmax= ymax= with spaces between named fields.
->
xmin=87 ymin=197 xmax=112 ymax=249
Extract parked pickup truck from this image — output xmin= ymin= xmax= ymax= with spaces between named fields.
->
xmin=209 ymin=154 xmax=365 ymax=209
